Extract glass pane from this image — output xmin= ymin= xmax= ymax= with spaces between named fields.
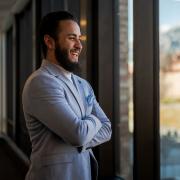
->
xmin=128 ymin=0 xmax=133 ymax=179
xmin=160 ymin=0 xmax=180 ymax=179
xmin=115 ymin=0 xmax=133 ymax=179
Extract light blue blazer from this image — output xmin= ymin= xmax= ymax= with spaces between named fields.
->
xmin=22 ymin=60 xmax=112 ymax=180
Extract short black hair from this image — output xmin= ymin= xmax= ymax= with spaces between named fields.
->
xmin=39 ymin=11 xmax=77 ymax=58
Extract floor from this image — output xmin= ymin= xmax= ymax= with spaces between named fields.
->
xmin=0 ymin=137 xmax=28 ymax=180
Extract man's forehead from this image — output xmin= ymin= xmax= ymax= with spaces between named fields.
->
xmin=58 ymin=20 xmax=81 ymax=35
xmin=58 ymin=20 xmax=80 ymax=29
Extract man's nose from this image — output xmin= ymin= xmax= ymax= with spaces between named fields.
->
xmin=75 ymin=39 xmax=82 ymax=50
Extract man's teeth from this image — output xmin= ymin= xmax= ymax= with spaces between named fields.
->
xmin=71 ymin=52 xmax=78 ymax=56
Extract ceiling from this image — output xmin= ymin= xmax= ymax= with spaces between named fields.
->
xmin=0 ymin=0 xmax=17 ymax=30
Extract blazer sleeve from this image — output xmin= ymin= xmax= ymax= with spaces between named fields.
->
xmin=24 ymin=75 xmax=102 ymax=147
xmin=87 ymin=99 xmax=112 ymax=148
xmin=81 ymin=83 xmax=112 ymax=151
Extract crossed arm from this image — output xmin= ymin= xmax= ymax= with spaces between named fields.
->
xmin=83 ymin=97 xmax=112 ymax=150
xmin=25 ymin=75 xmax=112 ymax=148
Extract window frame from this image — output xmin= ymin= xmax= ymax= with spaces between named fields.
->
xmin=133 ymin=0 xmax=160 ymax=179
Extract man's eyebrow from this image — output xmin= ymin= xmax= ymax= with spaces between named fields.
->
xmin=67 ymin=33 xmax=82 ymax=37
xmin=67 ymin=33 xmax=77 ymax=36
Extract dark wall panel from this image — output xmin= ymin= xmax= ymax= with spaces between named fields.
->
xmin=16 ymin=2 xmax=33 ymax=156
xmin=41 ymin=0 xmax=65 ymax=17
xmin=67 ymin=0 xmax=80 ymax=22
xmin=97 ymin=0 xmax=114 ymax=178
xmin=41 ymin=0 xmax=80 ymax=20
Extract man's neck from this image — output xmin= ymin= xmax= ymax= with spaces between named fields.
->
xmin=44 ymin=57 xmax=71 ymax=79
xmin=45 ymin=53 xmax=59 ymax=66
xmin=45 ymin=53 xmax=72 ymax=76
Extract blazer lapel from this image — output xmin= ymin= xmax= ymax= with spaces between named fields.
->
xmin=72 ymin=75 xmax=95 ymax=116
xmin=72 ymin=75 xmax=87 ymax=108
xmin=41 ymin=60 xmax=85 ymax=118
xmin=57 ymin=74 xmax=85 ymax=118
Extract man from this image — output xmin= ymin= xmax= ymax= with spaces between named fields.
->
xmin=22 ymin=11 xmax=112 ymax=180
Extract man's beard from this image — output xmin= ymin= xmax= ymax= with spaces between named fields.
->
xmin=55 ymin=43 xmax=80 ymax=72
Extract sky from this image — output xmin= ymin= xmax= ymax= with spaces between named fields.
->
xmin=159 ymin=0 xmax=180 ymax=32
xmin=128 ymin=0 xmax=180 ymax=40
xmin=128 ymin=0 xmax=133 ymax=42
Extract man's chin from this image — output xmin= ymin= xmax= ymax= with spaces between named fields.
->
xmin=70 ymin=58 xmax=79 ymax=63
xmin=63 ymin=61 xmax=80 ymax=72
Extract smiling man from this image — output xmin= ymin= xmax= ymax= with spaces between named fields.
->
xmin=48 ymin=20 xmax=82 ymax=71
xmin=22 ymin=11 xmax=112 ymax=180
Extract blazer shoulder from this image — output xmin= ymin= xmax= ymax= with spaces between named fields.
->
xmin=23 ymin=68 xmax=62 ymax=93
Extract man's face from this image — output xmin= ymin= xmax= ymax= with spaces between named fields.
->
xmin=55 ymin=20 xmax=83 ymax=72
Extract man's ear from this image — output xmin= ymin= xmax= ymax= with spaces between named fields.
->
xmin=44 ymin=35 xmax=55 ymax=50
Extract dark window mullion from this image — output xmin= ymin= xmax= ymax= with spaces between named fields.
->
xmin=133 ymin=0 xmax=159 ymax=180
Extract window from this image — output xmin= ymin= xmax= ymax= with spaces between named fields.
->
xmin=114 ymin=0 xmax=133 ymax=179
xmin=160 ymin=0 xmax=180 ymax=179
xmin=6 ymin=27 xmax=14 ymax=139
